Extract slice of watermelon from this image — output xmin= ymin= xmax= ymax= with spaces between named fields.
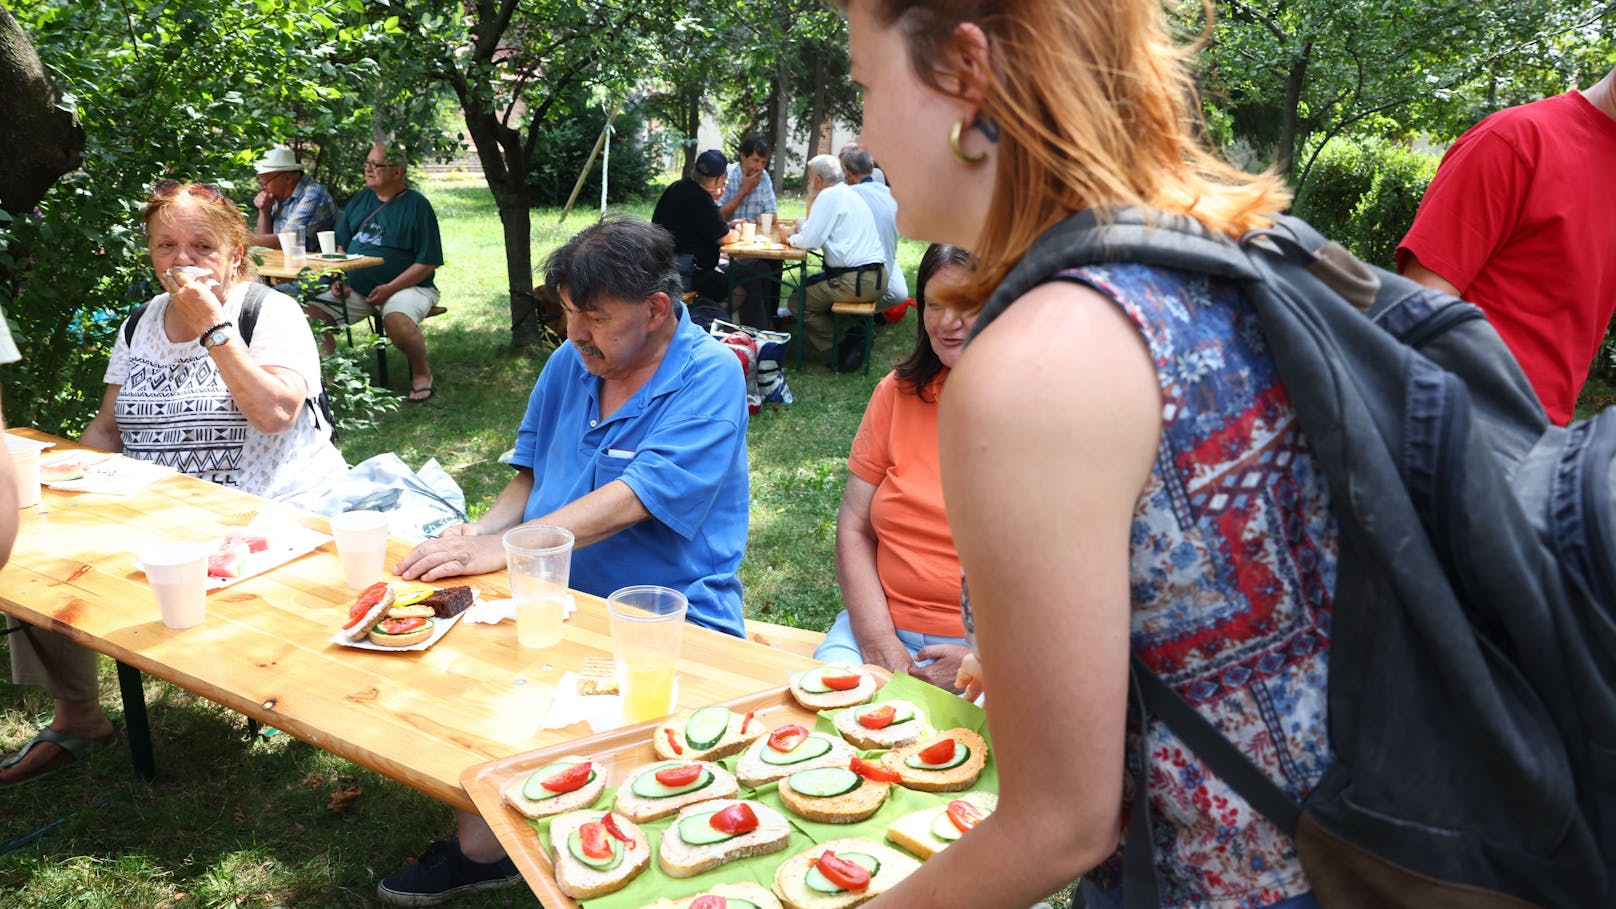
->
xmin=207 ymin=540 xmax=251 ymax=578
xmin=222 ymin=530 xmax=270 ymax=553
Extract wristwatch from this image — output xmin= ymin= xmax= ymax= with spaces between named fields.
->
xmin=199 ymin=321 xmax=235 ymax=350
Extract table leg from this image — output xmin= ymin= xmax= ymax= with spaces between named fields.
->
xmin=115 ymin=661 xmax=156 ymax=781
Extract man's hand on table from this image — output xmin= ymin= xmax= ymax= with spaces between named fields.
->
xmin=860 ymin=634 xmax=920 ymax=678
xmin=395 ymin=523 xmax=505 ymax=581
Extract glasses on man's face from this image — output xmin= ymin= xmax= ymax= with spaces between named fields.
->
xmin=363 ymin=161 xmax=399 ymax=172
xmin=151 ymin=179 xmax=225 ymax=202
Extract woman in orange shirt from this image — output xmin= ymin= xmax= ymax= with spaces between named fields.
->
xmin=815 ymin=243 xmax=977 ymax=692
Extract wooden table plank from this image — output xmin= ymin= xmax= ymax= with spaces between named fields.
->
xmin=254 ymin=248 xmax=384 ymax=281
xmin=1 ymin=430 xmax=817 ymax=811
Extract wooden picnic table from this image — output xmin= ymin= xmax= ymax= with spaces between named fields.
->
xmin=721 ymin=229 xmax=812 ymax=327
xmin=0 ymin=429 xmax=816 ymax=812
xmin=253 ymin=248 xmax=384 ymax=282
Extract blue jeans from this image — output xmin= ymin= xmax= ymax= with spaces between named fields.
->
xmin=811 ymin=609 xmax=968 ymax=664
xmin=1079 ymin=880 xmax=1318 ymax=909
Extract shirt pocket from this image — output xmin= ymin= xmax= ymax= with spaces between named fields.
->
xmin=592 ymin=449 xmax=633 ymax=488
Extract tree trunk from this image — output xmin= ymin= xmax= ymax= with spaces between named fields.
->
xmin=682 ymin=85 xmax=700 ymax=173
xmin=458 ymin=101 xmax=543 ymax=347
xmin=0 ymin=7 xmax=84 ymax=214
xmin=1276 ymin=43 xmax=1311 ymax=175
xmin=770 ymin=65 xmax=789 ymax=191
xmin=802 ymin=54 xmax=827 ymax=179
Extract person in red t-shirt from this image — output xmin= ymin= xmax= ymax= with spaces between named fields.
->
xmin=814 ymin=243 xmax=976 ymax=692
xmin=1398 ymin=66 xmax=1616 ymax=425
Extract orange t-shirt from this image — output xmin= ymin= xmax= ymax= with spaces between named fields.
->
xmin=846 ymin=371 xmax=965 ymax=637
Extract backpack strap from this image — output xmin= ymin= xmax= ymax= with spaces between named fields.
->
xmin=122 ymin=301 xmax=151 ymax=345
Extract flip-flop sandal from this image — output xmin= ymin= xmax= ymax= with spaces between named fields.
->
xmin=405 ymin=385 xmax=436 ymax=403
xmin=0 ymin=727 xmax=119 ymax=787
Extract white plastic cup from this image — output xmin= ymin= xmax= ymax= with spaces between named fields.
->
xmin=740 ymin=221 xmax=757 ymax=242
xmin=330 ymin=510 xmax=390 ymax=589
xmin=758 ymin=212 xmax=774 ymax=236
xmin=10 ymin=444 xmax=40 ymax=509
xmin=142 ymin=542 xmax=208 ymax=629
xmin=317 ymin=230 xmax=337 ymax=255
xmin=607 ymin=585 xmax=688 ymax=723
xmin=503 ymin=525 xmax=574 ymax=649
xmin=278 ymin=228 xmax=304 ymax=261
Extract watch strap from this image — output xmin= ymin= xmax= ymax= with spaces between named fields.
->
xmin=199 ymin=320 xmax=235 ymax=349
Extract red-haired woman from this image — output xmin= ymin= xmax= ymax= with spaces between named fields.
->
xmin=843 ymin=2 xmax=1334 ymax=907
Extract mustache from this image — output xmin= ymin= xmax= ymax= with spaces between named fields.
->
xmin=576 ymin=342 xmax=603 ymax=358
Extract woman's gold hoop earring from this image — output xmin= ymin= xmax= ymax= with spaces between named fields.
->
xmin=950 ymin=119 xmax=987 ymax=166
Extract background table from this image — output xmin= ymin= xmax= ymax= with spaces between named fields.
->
xmin=0 ymin=430 xmax=816 ymax=811
xmin=253 ymin=248 xmax=383 ymax=282
xmin=721 ymin=238 xmax=810 ymax=328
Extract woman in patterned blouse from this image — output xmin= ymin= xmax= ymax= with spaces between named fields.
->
xmin=844 ymin=2 xmax=1337 ymax=908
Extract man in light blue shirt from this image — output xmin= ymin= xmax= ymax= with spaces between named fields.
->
xmin=248 ymin=145 xmax=337 ymax=249
xmin=384 ymin=216 xmax=751 ymax=906
xmin=841 ymin=144 xmax=909 ymax=308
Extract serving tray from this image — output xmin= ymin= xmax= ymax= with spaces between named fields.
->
xmin=463 ymin=667 xmax=998 ymax=909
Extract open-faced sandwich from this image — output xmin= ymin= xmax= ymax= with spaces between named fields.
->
xmin=655 ymin=706 xmax=768 ymax=761
xmin=831 ymin=699 xmax=928 ymax=750
xmin=777 ymin=758 xmax=894 ymax=824
xmin=735 ymin=724 xmax=858 ymax=788
xmin=339 ymin=581 xmax=440 ymax=647
xmin=657 ymin=798 xmax=792 ymax=878
xmin=612 ymin=760 xmax=739 ymax=822
xmin=502 ymin=755 xmax=606 ymax=819
xmin=548 ymin=809 xmax=651 ymax=900
xmin=640 ymin=881 xmax=784 ymax=909
xmin=879 ymin=728 xmax=989 ymax=792
xmin=772 ymin=838 xmax=920 ymax=909
xmin=788 ymin=664 xmax=878 ymax=711
xmin=884 ymin=791 xmax=998 ymax=859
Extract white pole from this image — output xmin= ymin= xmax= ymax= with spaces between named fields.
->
xmin=599 ymin=121 xmax=614 ymax=219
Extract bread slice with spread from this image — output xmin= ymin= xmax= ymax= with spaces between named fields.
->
xmin=879 ymin=728 xmax=988 ymax=792
xmin=640 ymin=881 xmax=784 ymax=909
xmin=654 ymin=706 xmax=768 ymax=762
xmin=884 ymin=791 xmax=998 ymax=859
xmin=788 ymin=664 xmax=878 ymax=711
xmin=777 ymin=764 xmax=891 ymax=824
xmin=831 ymin=699 xmax=928 ymax=750
xmin=612 ymin=760 xmax=740 ymax=822
xmin=735 ymin=725 xmax=858 ymax=788
xmin=657 ymin=797 xmax=792 ymax=878
xmin=548 ymin=809 xmax=651 ymax=900
xmin=502 ymin=754 xmax=606 ymax=819
xmin=772 ymin=837 xmax=920 ymax=909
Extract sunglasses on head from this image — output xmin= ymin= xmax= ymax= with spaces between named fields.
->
xmin=150 ymin=179 xmax=226 ymax=203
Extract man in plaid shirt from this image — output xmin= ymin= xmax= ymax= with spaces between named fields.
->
xmin=248 ymin=146 xmax=338 ymax=250
xmin=719 ymin=135 xmax=777 ymax=222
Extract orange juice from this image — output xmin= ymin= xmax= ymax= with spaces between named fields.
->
xmin=621 ymin=662 xmax=675 ymax=723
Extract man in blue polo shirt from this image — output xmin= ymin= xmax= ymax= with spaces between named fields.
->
xmin=380 ymin=216 xmax=750 ymax=905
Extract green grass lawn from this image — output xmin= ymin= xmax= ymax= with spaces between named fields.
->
xmin=0 ymin=174 xmax=930 ymax=907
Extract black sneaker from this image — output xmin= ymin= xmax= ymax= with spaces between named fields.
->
xmin=376 ymin=838 xmax=522 ymax=907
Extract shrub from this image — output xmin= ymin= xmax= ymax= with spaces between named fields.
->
xmin=1292 ymin=136 xmax=1440 ymax=270
xmin=527 ymin=98 xmax=656 ymax=207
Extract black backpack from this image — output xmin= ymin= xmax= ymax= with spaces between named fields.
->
xmin=974 ymin=208 xmax=1615 ymax=907
xmin=122 ymin=282 xmax=340 ymax=442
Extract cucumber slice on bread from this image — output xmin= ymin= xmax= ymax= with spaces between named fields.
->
xmin=804 ymin=852 xmax=881 ymax=893
xmin=522 ymin=761 xmax=597 ymax=801
xmin=631 ymin=766 xmax=714 ymax=799
xmin=930 ymin=811 xmax=965 ymax=841
xmin=786 ymin=766 xmax=862 ymax=798
xmin=676 ymin=810 xmax=739 ymax=846
xmin=566 ymin=830 xmax=624 ymax=871
xmin=760 ymin=734 xmax=834 ymax=766
xmin=684 ymin=706 xmax=731 ymax=751
xmin=904 ymin=740 xmax=970 ymax=770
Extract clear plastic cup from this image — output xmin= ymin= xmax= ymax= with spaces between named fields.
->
xmin=278 ymin=228 xmax=305 ymax=261
xmin=142 ymin=542 xmax=208 ymax=629
xmin=8 ymin=441 xmax=40 ymax=509
xmin=740 ymin=221 xmax=757 ymax=242
xmin=503 ymin=525 xmax=574 ymax=649
xmin=606 ymin=585 xmax=687 ymax=723
xmin=330 ymin=510 xmax=389 ymax=589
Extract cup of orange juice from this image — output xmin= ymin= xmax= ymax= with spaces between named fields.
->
xmin=606 ymin=584 xmax=687 ymax=724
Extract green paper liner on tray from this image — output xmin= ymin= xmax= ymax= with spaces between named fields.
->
xmin=524 ymin=671 xmax=995 ymax=908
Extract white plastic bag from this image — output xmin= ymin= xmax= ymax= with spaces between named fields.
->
xmin=310 ymin=452 xmax=469 ymax=542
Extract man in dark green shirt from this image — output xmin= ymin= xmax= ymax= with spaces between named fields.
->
xmin=309 ymin=143 xmax=445 ymax=402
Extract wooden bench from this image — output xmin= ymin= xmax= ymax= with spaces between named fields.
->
xmin=746 ymin=619 xmax=827 ymax=660
xmin=830 ymin=300 xmax=877 ymax=376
